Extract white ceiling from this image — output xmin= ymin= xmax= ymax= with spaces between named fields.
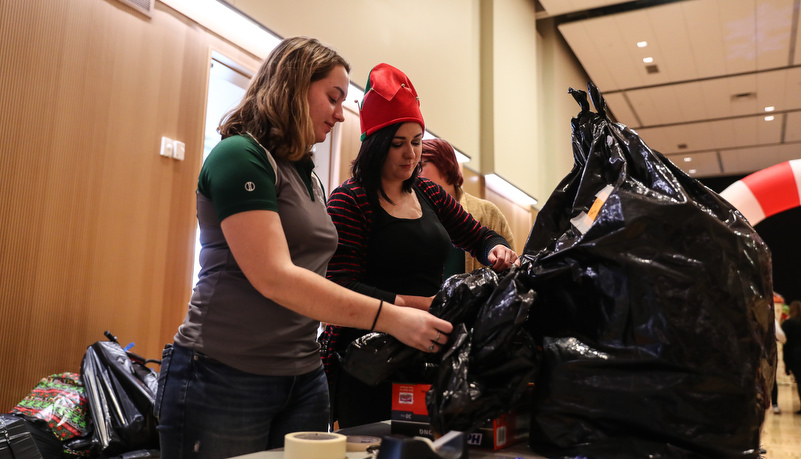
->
xmin=538 ymin=0 xmax=801 ymax=178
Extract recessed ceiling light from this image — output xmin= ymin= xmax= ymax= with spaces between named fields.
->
xmin=689 ymin=169 xmax=697 ymax=174
xmin=643 ymin=57 xmax=654 ymax=63
xmin=765 ymin=106 xmax=775 ymax=112
xmin=683 ymin=157 xmax=692 ymax=162
xmin=637 ymin=41 xmax=648 ymax=48
xmin=765 ymin=115 xmax=775 ymax=121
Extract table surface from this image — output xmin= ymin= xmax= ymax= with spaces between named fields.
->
xmin=232 ymin=422 xmax=548 ymax=459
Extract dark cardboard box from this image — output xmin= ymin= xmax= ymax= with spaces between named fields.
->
xmin=390 ymin=383 xmax=530 ymax=450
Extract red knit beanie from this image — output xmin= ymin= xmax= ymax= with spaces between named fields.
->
xmin=359 ymin=63 xmax=424 ymax=140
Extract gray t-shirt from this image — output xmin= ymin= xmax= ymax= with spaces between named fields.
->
xmin=175 ymin=134 xmax=338 ymax=376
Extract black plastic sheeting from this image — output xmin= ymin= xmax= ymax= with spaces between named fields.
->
xmin=521 ymin=83 xmax=776 ymax=459
xmin=340 ymin=268 xmax=504 ymax=387
xmin=342 ymin=266 xmax=538 ymax=435
xmin=80 ymin=339 xmax=160 ymax=457
xmin=339 ymin=82 xmax=776 ymax=458
xmin=426 ymin=267 xmax=538 ymax=435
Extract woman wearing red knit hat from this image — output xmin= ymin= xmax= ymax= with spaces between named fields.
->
xmin=320 ymin=63 xmax=518 ymax=427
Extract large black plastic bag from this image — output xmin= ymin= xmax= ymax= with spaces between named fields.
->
xmin=80 ymin=335 xmax=160 ymax=457
xmin=340 ymin=268 xmax=501 ymax=386
xmin=427 ymin=267 xmax=538 ymax=435
xmin=522 ymin=83 xmax=775 ymax=459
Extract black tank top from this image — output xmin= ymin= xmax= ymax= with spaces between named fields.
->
xmin=363 ymin=186 xmax=452 ymax=297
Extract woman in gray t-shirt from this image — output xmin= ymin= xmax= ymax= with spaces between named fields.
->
xmin=154 ymin=36 xmax=453 ymax=459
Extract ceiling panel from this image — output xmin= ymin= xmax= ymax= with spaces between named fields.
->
xmin=782 ymin=112 xmax=801 ymax=142
xmin=603 ymin=92 xmax=637 ymax=125
xmin=720 ymin=143 xmax=801 ymax=175
xmin=755 ymin=0 xmax=794 ymax=70
xmin=779 ymin=67 xmax=801 ymax=109
xmin=683 ymin=0 xmax=728 ymax=79
xmin=558 ymin=20 xmax=625 ymax=91
xmin=644 ymin=3 xmax=697 ymax=82
xmin=664 ymin=150 xmax=721 ymax=177
xmin=552 ymin=0 xmax=801 ymax=178
xmin=634 ymin=113 xmax=782 ymax=156
xmin=625 ymin=89 xmax=661 ymax=126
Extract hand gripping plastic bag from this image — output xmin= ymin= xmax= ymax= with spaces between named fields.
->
xmin=521 ymin=83 xmax=775 ymax=459
xmin=340 ymin=268 xmax=501 ymax=386
xmin=80 ymin=333 xmax=160 ymax=457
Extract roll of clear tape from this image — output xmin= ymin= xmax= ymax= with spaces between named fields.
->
xmin=345 ymin=435 xmax=381 ymax=452
xmin=284 ymin=432 xmax=346 ymax=459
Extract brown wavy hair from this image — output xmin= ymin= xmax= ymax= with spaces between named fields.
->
xmin=219 ymin=37 xmax=350 ymax=161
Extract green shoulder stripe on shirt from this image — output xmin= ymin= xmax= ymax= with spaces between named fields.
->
xmin=198 ymin=135 xmax=279 ymax=222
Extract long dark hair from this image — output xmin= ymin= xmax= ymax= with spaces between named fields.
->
xmin=351 ymin=123 xmax=422 ymax=204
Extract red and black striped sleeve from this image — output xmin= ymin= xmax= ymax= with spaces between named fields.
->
xmin=417 ymin=178 xmax=509 ymax=265
xmin=325 ymin=179 xmax=397 ymax=303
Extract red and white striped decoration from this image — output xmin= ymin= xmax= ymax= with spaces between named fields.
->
xmin=720 ymin=159 xmax=801 ymax=226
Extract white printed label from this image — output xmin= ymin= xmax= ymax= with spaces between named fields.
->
xmin=571 ymin=184 xmax=615 ymax=234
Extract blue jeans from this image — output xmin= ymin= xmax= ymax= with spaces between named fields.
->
xmin=154 ymin=344 xmax=330 ymax=459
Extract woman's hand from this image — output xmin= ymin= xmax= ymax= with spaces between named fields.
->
xmin=395 ymin=294 xmax=435 ymax=311
xmin=487 ymin=244 xmax=519 ymax=271
xmin=378 ymin=304 xmax=453 ymax=353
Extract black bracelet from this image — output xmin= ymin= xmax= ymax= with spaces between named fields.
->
xmin=370 ymin=300 xmax=384 ymax=332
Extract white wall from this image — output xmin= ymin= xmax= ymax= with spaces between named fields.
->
xmin=536 ymin=17 xmax=591 ymax=203
xmin=224 ymin=0 xmax=587 ymax=208
xmin=487 ymin=0 xmax=540 ymax=199
xmin=227 ymin=0 xmax=483 ymax=170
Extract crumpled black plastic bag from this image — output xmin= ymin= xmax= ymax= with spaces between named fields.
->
xmin=426 ymin=267 xmax=538 ymax=434
xmin=424 ymin=323 xmax=474 ymax=432
xmin=430 ymin=268 xmax=501 ymax=325
xmin=522 ymin=83 xmax=775 ymax=459
xmin=340 ymin=268 xmax=501 ymax=386
xmin=81 ymin=338 xmax=160 ymax=457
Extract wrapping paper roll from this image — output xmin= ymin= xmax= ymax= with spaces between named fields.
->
xmin=284 ymin=432 xmax=346 ymax=459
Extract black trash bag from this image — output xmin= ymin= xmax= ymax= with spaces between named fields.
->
xmin=340 ymin=268 xmax=501 ymax=386
xmin=338 ymin=332 xmax=425 ymax=387
xmin=522 ymin=83 xmax=775 ymax=459
xmin=424 ymin=323 xmax=475 ymax=433
xmin=0 ymin=413 xmax=63 ymax=459
xmin=427 ymin=267 xmax=539 ymax=435
xmin=80 ymin=332 xmax=160 ymax=457
xmin=429 ymin=268 xmax=500 ymax=325
xmin=470 ymin=268 xmax=534 ymax=369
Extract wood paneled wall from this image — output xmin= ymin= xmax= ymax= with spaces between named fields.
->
xmin=0 ymin=1 xmax=260 ymax=410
